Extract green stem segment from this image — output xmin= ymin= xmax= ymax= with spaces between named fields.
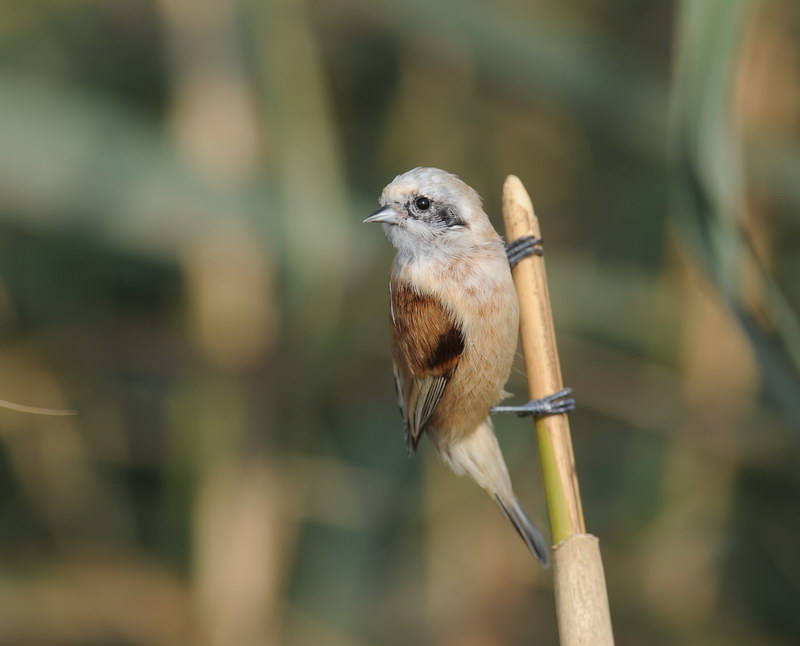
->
xmin=501 ymin=175 xmax=586 ymax=545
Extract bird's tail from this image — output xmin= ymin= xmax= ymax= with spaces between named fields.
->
xmin=435 ymin=418 xmax=551 ymax=567
xmin=495 ymin=494 xmax=550 ymax=567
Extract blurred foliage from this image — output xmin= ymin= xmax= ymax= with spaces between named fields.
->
xmin=0 ymin=0 xmax=799 ymax=645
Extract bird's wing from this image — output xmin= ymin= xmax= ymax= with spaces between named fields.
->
xmin=390 ymin=279 xmax=464 ymax=452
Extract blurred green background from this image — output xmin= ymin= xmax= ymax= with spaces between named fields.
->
xmin=1 ymin=0 xmax=799 ymax=644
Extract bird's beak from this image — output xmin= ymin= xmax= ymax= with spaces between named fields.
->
xmin=363 ymin=205 xmax=399 ymax=225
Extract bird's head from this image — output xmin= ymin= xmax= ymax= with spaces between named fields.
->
xmin=364 ymin=167 xmax=497 ymax=257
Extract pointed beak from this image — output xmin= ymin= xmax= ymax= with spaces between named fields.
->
xmin=363 ymin=205 xmax=399 ymax=225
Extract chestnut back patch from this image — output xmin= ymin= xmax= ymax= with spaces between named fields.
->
xmin=390 ymin=282 xmax=464 ymax=377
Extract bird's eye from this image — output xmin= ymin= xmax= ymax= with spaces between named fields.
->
xmin=415 ymin=196 xmax=431 ymax=211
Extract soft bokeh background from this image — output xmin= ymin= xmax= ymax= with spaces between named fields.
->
xmin=1 ymin=0 xmax=799 ymax=644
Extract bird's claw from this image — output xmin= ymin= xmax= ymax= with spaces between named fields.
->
xmin=490 ymin=388 xmax=575 ymax=418
xmin=505 ymin=235 xmax=543 ymax=269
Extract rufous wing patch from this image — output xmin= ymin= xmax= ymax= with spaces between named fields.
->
xmin=389 ymin=280 xmax=464 ymax=451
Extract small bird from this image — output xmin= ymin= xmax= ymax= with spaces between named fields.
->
xmin=364 ymin=167 xmax=573 ymax=566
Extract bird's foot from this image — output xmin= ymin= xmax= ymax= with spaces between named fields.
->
xmin=505 ymin=235 xmax=543 ymax=269
xmin=490 ymin=388 xmax=575 ymax=418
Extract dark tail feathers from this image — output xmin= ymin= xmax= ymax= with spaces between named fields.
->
xmin=496 ymin=495 xmax=550 ymax=567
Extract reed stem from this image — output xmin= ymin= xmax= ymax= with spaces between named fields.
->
xmin=502 ymin=175 xmax=614 ymax=646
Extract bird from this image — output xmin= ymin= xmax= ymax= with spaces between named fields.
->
xmin=364 ymin=167 xmax=574 ymax=566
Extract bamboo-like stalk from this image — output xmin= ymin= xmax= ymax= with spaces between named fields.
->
xmin=502 ymin=175 xmax=614 ymax=646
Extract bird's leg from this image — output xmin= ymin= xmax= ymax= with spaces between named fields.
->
xmin=490 ymin=388 xmax=575 ymax=418
xmin=505 ymin=235 xmax=543 ymax=269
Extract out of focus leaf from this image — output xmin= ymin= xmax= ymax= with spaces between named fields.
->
xmin=0 ymin=72 xmax=260 ymax=260
xmin=670 ymin=0 xmax=800 ymax=429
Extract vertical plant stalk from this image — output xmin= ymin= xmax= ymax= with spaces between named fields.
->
xmin=502 ymin=175 xmax=614 ymax=646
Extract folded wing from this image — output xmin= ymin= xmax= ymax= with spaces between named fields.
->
xmin=389 ymin=280 xmax=464 ymax=451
